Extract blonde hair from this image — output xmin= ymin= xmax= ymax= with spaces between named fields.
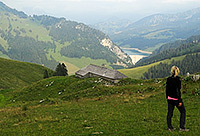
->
xmin=171 ymin=66 xmax=180 ymax=77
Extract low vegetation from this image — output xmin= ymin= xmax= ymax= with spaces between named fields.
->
xmin=0 ymin=75 xmax=199 ymax=135
xmin=0 ymin=57 xmax=53 ymax=89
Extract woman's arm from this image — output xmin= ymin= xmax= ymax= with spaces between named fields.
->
xmin=177 ymin=78 xmax=182 ymax=103
xmin=166 ymin=78 xmax=169 ymax=99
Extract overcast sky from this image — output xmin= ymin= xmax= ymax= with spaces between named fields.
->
xmin=1 ymin=0 xmax=200 ymax=24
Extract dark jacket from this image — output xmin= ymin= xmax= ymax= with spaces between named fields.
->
xmin=166 ymin=76 xmax=182 ymax=103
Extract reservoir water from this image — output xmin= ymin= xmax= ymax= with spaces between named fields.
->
xmin=122 ymin=48 xmax=151 ymax=64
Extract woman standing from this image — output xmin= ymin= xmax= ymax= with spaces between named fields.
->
xmin=166 ymin=66 xmax=189 ymax=131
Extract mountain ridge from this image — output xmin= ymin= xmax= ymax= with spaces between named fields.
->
xmin=0 ymin=2 xmax=133 ymax=71
xmin=94 ymin=7 xmax=200 ymax=51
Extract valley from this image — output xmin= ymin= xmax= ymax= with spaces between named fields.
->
xmin=0 ymin=1 xmax=200 ymax=135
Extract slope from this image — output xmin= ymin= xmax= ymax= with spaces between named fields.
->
xmin=0 ymin=2 xmax=133 ymax=71
xmin=0 ymin=57 xmax=53 ymax=89
xmin=0 ymin=76 xmax=199 ymax=135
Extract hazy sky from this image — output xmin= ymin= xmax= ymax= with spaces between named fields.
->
xmin=1 ymin=0 xmax=200 ymax=24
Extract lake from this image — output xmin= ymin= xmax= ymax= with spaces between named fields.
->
xmin=122 ymin=48 xmax=151 ymax=64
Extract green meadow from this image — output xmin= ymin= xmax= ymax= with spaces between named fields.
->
xmin=0 ymin=76 xmax=199 ymax=135
xmin=0 ymin=57 xmax=53 ymax=89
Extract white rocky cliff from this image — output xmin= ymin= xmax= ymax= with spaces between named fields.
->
xmin=101 ymin=38 xmax=133 ymax=67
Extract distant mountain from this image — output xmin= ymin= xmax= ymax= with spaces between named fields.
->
xmin=109 ymin=8 xmax=200 ymax=51
xmin=92 ymin=17 xmax=131 ymax=35
xmin=0 ymin=2 xmax=133 ymax=71
xmin=0 ymin=57 xmax=53 ymax=89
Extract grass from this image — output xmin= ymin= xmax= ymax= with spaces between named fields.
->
xmin=9 ymin=77 xmax=159 ymax=104
xmin=119 ymin=55 xmax=186 ymax=79
xmin=46 ymin=40 xmax=111 ymax=74
xmin=0 ymin=57 xmax=54 ymax=89
xmin=8 ymin=13 xmax=52 ymax=42
xmin=0 ymin=11 xmax=52 ymax=42
xmin=0 ymin=10 xmax=199 ymax=136
xmin=0 ymin=75 xmax=199 ymax=135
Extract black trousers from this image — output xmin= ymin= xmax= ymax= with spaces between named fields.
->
xmin=167 ymin=100 xmax=186 ymax=129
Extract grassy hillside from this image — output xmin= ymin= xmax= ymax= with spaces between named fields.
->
xmin=119 ymin=55 xmax=185 ymax=79
xmin=0 ymin=2 xmax=133 ymax=71
xmin=0 ymin=76 xmax=199 ymax=135
xmin=0 ymin=57 xmax=54 ymax=89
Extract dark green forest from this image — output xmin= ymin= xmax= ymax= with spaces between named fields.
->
xmin=136 ymin=35 xmax=200 ymax=67
xmin=0 ymin=28 xmax=58 ymax=69
xmin=142 ymin=53 xmax=200 ymax=79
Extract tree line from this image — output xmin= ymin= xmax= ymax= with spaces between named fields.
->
xmin=142 ymin=53 xmax=200 ymax=79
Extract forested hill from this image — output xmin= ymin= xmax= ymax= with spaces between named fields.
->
xmin=142 ymin=53 xmax=200 ymax=79
xmin=135 ymin=35 xmax=200 ymax=67
xmin=0 ymin=1 xmax=133 ymax=71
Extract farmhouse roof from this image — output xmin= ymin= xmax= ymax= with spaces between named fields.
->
xmin=75 ymin=64 xmax=127 ymax=80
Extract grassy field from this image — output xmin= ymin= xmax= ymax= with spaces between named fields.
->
xmin=0 ymin=57 xmax=54 ymax=89
xmin=119 ymin=55 xmax=186 ymax=79
xmin=0 ymin=76 xmax=199 ymax=135
xmin=1 ymin=11 xmax=52 ymax=42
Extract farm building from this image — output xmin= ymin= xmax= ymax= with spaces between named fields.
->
xmin=75 ymin=64 xmax=127 ymax=83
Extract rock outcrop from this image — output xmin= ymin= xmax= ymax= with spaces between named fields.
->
xmin=101 ymin=38 xmax=133 ymax=67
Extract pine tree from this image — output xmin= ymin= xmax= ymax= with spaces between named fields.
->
xmin=54 ymin=63 xmax=68 ymax=76
xmin=61 ymin=63 xmax=68 ymax=76
xmin=43 ymin=69 xmax=49 ymax=79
